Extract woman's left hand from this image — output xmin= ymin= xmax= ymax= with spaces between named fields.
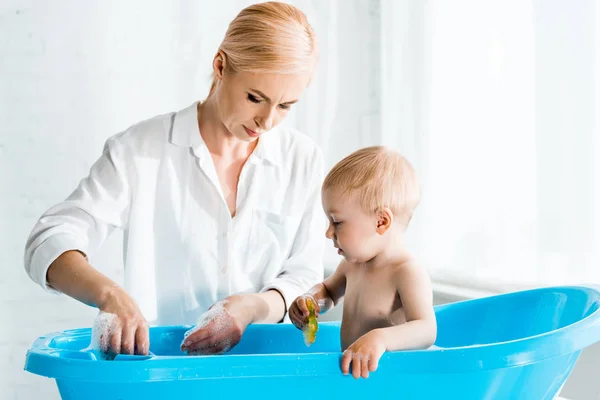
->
xmin=180 ymin=295 xmax=254 ymax=355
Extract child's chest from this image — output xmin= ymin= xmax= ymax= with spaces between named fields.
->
xmin=343 ymin=269 xmax=404 ymax=322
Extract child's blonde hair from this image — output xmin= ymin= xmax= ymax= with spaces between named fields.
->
xmin=208 ymin=2 xmax=319 ymax=95
xmin=323 ymin=146 xmax=420 ymax=226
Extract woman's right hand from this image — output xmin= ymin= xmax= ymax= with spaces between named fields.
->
xmin=96 ymin=286 xmax=149 ymax=356
xmin=45 ymin=251 xmax=150 ymax=356
xmin=289 ymin=294 xmax=320 ymax=330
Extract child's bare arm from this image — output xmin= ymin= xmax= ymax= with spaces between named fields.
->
xmin=378 ymin=264 xmax=437 ymax=350
xmin=341 ymin=264 xmax=436 ymax=379
xmin=289 ymin=260 xmax=348 ymax=328
xmin=318 ymin=260 xmax=348 ymax=310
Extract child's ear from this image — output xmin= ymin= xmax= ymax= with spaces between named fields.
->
xmin=376 ymin=207 xmax=393 ymax=235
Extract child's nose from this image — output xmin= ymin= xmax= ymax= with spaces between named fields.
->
xmin=325 ymin=224 xmax=334 ymax=239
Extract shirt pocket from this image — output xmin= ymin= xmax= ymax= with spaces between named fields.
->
xmin=245 ymin=209 xmax=301 ymax=275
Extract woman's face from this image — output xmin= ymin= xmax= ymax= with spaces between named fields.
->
xmin=213 ymin=55 xmax=312 ymax=142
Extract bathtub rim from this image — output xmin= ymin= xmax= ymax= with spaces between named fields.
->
xmin=23 ymin=284 xmax=600 ymax=382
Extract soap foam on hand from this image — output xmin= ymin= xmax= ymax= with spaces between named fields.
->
xmin=181 ymin=300 xmax=234 ymax=355
xmin=83 ymin=311 xmax=118 ymax=360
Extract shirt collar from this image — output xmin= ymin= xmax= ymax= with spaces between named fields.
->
xmin=170 ymin=102 xmax=205 ymax=150
xmin=169 ymin=101 xmax=282 ymax=166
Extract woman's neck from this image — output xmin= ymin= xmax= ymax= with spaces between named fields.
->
xmin=197 ymin=98 xmax=256 ymax=159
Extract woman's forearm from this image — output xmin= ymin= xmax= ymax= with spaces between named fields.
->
xmin=242 ymin=290 xmax=286 ymax=323
xmin=46 ymin=250 xmax=121 ymax=309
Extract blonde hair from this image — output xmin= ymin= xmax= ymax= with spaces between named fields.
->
xmin=323 ymin=146 xmax=421 ymax=225
xmin=208 ymin=2 xmax=319 ymax=95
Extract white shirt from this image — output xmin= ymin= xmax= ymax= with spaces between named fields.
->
xmin=24 ymin=102 xmax=326 ymax=325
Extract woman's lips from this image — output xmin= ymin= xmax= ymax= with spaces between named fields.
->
xmin=244 ymin=126 xmax=260 ymax=138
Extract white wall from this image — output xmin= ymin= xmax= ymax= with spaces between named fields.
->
xmin=0 ymin=1 xmax=379 ymax=398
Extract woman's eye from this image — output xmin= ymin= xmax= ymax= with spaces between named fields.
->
xmin=279 ymin=104 xmax=291 ymax=110
xmin=247 ymin=94 xmax=261 ymax=103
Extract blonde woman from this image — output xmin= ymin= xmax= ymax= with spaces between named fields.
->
xmin=24 ymin=2 xmax=323 ymax=357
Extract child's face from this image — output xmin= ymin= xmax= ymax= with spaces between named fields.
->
xmin=322 ymin=187 xmax=382 ymax=263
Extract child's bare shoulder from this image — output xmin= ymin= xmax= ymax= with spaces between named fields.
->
xmin=390 ymin=259 xmax=431 ymax=287
xmin=338 ymin=258 xmax=360 ymax=271
xmin=328 ymin=258 xmax=356 ymax=279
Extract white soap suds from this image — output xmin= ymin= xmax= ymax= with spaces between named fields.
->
xmin=84 ymin=311 xmax=118 ymax=360
xmin=182 ymin=300 xmax=234 ymax=354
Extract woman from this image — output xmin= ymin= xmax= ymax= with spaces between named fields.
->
xmin=24 ymin=2 xmax=324 ymax=356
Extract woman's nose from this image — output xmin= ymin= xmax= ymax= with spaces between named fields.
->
xmin=255 ymin=107 xmax=276 ymax=131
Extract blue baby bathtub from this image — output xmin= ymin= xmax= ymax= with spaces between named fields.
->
xmin=25 ymin=285 xmax=600 ymax=400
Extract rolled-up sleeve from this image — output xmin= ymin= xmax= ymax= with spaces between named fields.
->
xmin=24 ymin=136 xmax=131 ymax=292
xmin=261 ymin=150 xmax=326 ymax=314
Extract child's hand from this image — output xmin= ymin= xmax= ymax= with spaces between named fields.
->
xmin=341 ymin=330 xmax=386 ymax=379
xmin=289 ymin=294 xmax=320 ymax=330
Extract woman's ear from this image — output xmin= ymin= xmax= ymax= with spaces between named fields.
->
xmin=376 ymin=207 xmax=393 ymax=235
xmin=212 ymin=51 xmax=226 ymax=80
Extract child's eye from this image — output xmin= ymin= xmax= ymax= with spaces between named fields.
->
xmin=333 ymin=221 xmax=342 ymax=226
xmin=247 ymin=94 xmax=261 ymax=103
